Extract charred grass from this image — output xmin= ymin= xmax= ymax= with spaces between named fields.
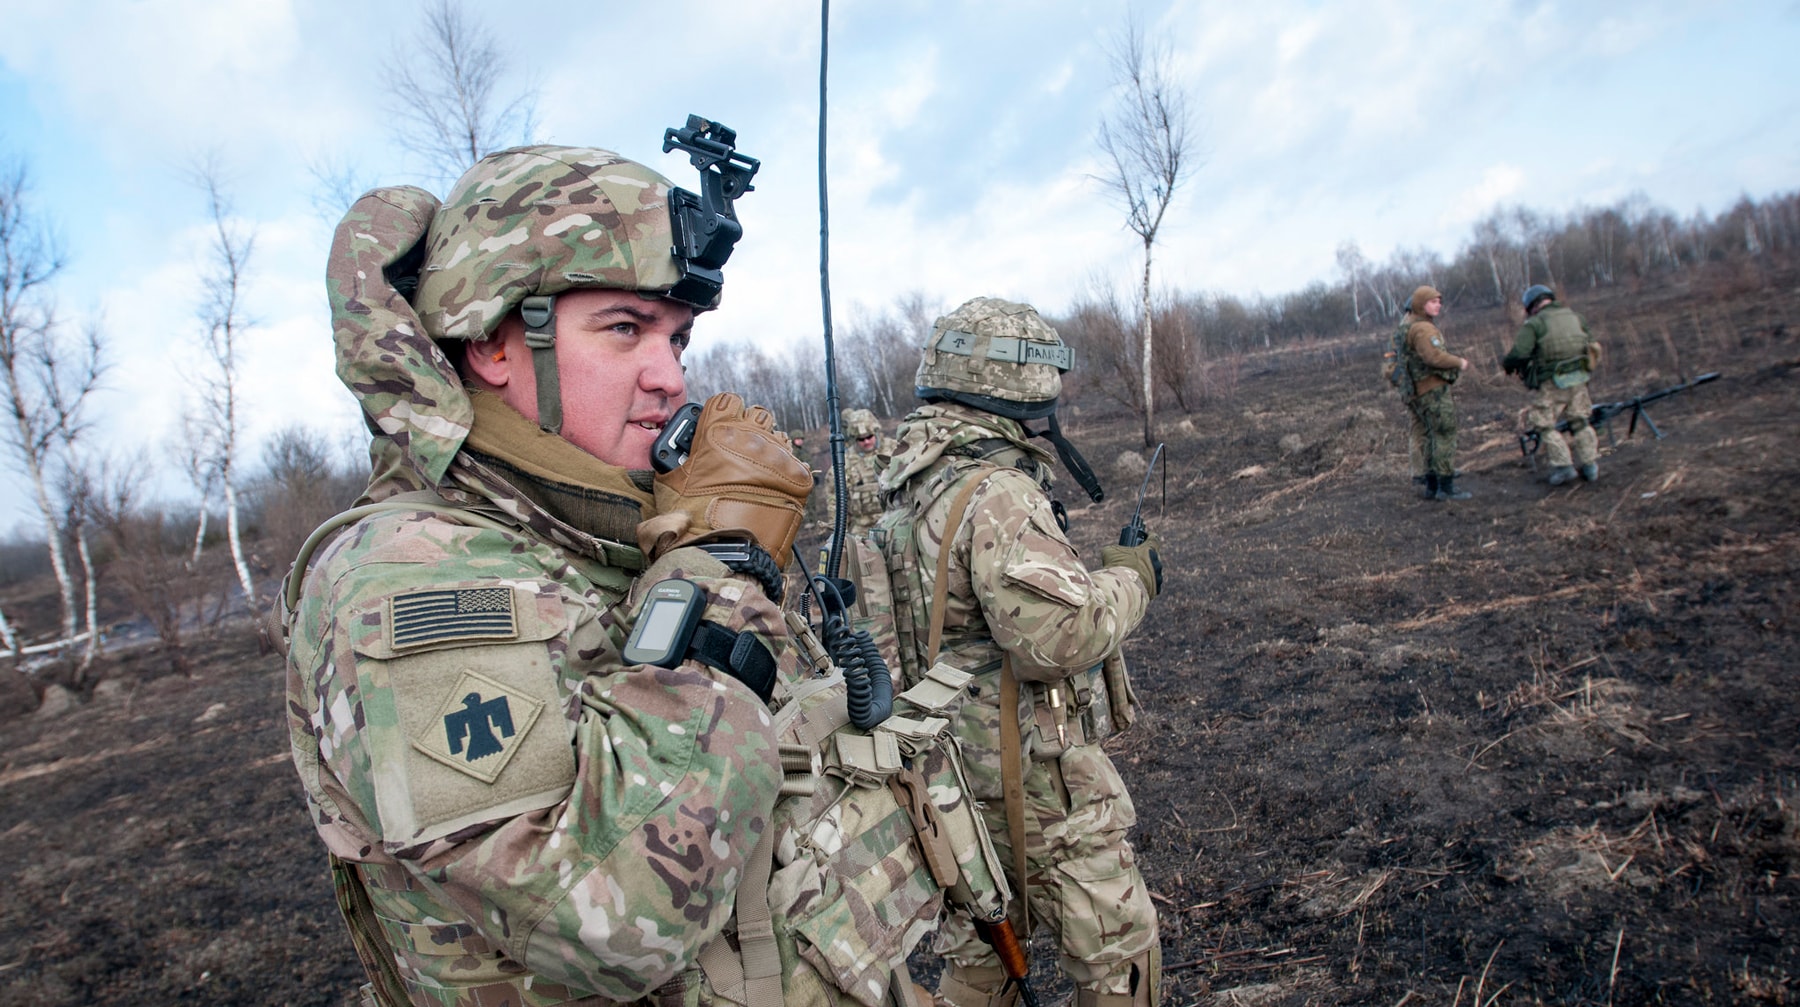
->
xmin=2 ymin=271 xmax=1797 ymax=1005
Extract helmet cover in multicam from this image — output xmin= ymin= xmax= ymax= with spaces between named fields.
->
xmin=415 ymin=145 xmax=702 ymax=344
xmin=914 ymin=297 xmax=1071 ymax=420
xmin=843 ymin=408 xmax=880 ymax=440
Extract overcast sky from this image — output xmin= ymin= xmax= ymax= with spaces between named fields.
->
xmin=1 ymin=0 xmax=1795 ymax=532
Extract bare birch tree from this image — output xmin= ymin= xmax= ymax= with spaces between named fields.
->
xmin=1336 ymin=241 xmax=1368 ymax=328
xmin=61 ymin=465 xmax=102 ymax=674
xmin=385 ymin=0 xmax=538 ymax=181
xmin=189 ymin=161 xmax=257 ymax=605
xmin=0 ymin=158 xmax=106 ymax=656
xmin=1096 ymin=14 xmax=1198 ymax=446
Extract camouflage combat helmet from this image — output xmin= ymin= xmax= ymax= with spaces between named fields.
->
xmin=843 ymin=408 xmax=880 ymax=440
xmin=414 ymin=145 xmax=704 ymax=435
xmin=915 ymin=297 xmax=1072 ymax=420
xmin=1521 ymin=284 xmax=1555 ymax=313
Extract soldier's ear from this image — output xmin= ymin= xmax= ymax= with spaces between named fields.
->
xmin=464 ymin=321 xmax=522 ymax=389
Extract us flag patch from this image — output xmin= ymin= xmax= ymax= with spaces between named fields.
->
xmin=388 ymin=588 xmax=518 ymax=650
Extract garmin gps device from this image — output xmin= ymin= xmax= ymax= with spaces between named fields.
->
xmin=622 ymin=578 xmax=706 ymax=668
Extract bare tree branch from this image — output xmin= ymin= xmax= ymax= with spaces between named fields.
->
xmin=0 ymin=155 xmax=107 ymax=655
xmin=1094 ymin=13 xmax=1199 ymax=446
xmin=305 ymin=152 xmax=379 ymax=225
xmin=186 ymin=157 xmax=257 ymax=604
xmin=384 ymin=0 xmax=538 ymax=182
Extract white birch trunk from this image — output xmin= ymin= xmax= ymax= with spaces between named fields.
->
xmin=189 ymin=500 xmax=209 ymax=568
xmin=1140 ymin=240 xmax=1155 ymax=447
xmin=77 ymin=525 xmax=99 ymax=670
xmin=223 ymin=477 xmax=255 ymax=604
xmin=0 ymin=603 xmax=15 ymax=654
xmin=24 ymin=452 xmax=78 ymax=645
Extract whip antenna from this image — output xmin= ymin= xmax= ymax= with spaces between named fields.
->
xmin=819 ymin=0 xmax=848 ymax=580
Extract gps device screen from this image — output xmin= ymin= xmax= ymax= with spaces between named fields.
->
xmin=622 ymin=578 xmax=705 ymax=667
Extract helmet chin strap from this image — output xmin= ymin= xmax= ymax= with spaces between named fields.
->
xmin=1029 ymin=411 xmax=1104 ymax=504
xmin=519 ymin=294 xmax=563 ymax=434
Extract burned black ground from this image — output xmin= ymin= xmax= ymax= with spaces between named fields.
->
xmin=2 ymin=277 xmax=1795 ymax=1006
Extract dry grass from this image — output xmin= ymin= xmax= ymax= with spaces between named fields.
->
xmin=1393 ymin=586 xmax=1587 ymax=631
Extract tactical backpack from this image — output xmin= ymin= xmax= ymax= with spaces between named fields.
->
xmin=1382 ymin=317 xmax=1415 ymax=398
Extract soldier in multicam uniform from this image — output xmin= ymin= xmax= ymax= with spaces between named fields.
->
xmin=279 ymin=145 xmax=990 ymax=1007
xmin=1505 ymin=284 xmax=1601 ymax=485
xmin=1401 ymin=285 xmax=1472 ymax=501
xmin=826 ymin=408 xmax=890 ymax=537
xmin=876 ymin=298 xmax=1164 ymax=1007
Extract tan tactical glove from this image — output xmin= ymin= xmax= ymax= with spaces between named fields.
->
xmin=1101 ymin=534 xmax=1163 ymax=601
xmin=645 ymin=393 xmax=814 ymax=566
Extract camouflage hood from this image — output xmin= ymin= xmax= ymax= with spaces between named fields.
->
xmin=326 ymin=185 xmax=651 ymax=569
xmin=328 ymin=185 xmax=470 ymax=489
xmin=880 ymin=402 xmax=1054 ymax=494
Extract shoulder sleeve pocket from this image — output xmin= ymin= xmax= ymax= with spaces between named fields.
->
xmin=998 ymin=502 xmax=1092 ymax=609
xmin=344 ymin=583 xmax=577 ymax=851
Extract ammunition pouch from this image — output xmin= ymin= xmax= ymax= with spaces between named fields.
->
xmin=1022 ymin=655 xmax=1137 ymax=762
xmin=1548 ymin=357 xmax=1591 ymax=389
xmin=757 ymin=656 xmax=1010 ymax=1007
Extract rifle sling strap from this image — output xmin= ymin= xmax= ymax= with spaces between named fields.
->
xmin=997 ymin=657 xmax=1030 ymax=937
xmin=923 ymin=469 xmax=1032 ymax=937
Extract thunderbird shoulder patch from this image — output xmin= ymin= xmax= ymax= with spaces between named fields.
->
xmin=388 ymin=588 xmax=517 ymax=651
xmin=412 ymin=669 xmax=545 ymax=783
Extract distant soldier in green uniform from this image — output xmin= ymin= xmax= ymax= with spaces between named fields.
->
xmin=878 ymin=298 xmax=1163 ymax=1007
xmin=1402 ymin=285 xmax=1472 ymax=501
xmin=279 ymin=143 xmax=997 ymax=1007
xmin=1384 ymin=305 xmax=1428 ymax=487
xmin=1504 ymin=284 xmax=1600 ymax=485
xmin=826 ymin=408 xmax=889 ymax=537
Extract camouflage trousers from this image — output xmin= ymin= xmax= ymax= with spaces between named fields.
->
xmin=1408 ymin=386 xmax=1458 ymax=478
xmin=935 ymin=738 xmax=1159 ymax=996
xmin=1406 ymin=408 xmax=1426 ymax=478
xmin=1526 ymin=383 xmax=1598 ymax=468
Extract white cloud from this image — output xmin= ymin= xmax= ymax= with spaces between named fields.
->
xmin=1 ymin=0 xmax=1795 ymax=526
xmin=1445 ymin=164 xmax=1528 ymax=227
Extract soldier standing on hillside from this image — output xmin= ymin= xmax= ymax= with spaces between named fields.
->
xmin=1385 ymin=304 xmax=1429 ymax=488
xmin=826 ymin=407 xmax=889 ymax=537
xmin=1402 ymin=285 xmax=1472 ymax=501
xmin=878 ymin=297 xmax=1163 ymax=1007
xmin=1504 ymin=284 xmax=1601 ymax=485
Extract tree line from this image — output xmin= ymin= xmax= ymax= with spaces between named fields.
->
xmin=682 ymin=187 xmax=1799 ymax=433
xmin=4 ymin=0 xmax=1796 ymax=681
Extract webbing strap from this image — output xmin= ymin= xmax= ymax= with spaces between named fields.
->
xmin=520 ymin=294 xmax=563 ymax=435
xmin=996 ymin=658 xmax=1031 ymax=937
xmin=736 ymin=826 xmax=784 ymax=1007
xmin=330 ymin=854 xmax=412 ymax=1007
xmin=924 ymin=470 xmax=995 ymax=664
xmin=920 ymin=469 xmax=1030 ymax=935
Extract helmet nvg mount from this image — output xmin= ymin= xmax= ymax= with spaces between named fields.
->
xmin=414 ymin=117 xmax=758 ymax=435
xmin=1521 ymin=284 xmax=1555 ymax=312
